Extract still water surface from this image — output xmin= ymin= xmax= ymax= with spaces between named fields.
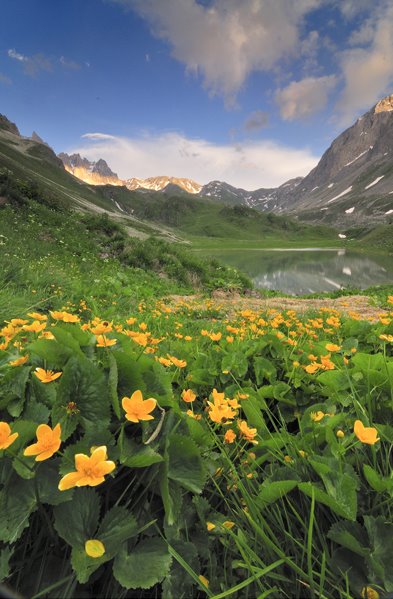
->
xmin=201 ymin=248 xmax=393 ymax=295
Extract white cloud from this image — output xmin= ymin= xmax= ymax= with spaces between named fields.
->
xmin=336 ymin=2 xmax=393 ymax=124
xmin=275 ymin=75 xmax=337 ymax=120
xmin=70 ymin=131 xmax=318 ymax=189
xmin=8 ymin=48 xmax=52 ymax=77
xmin=244 ymin=110 xmax=269 ymax=132
xmin=112 ymin=0 xmax=323 ymax=101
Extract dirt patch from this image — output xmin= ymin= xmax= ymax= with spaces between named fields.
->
xmin=167 ymin=292 xmax=388 ymax=321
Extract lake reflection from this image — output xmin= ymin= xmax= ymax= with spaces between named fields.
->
xmin=201 ymin=249 xmax=393 ymax=295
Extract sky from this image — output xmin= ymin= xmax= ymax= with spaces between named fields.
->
xmin=1 ymin=0 xmax=393 ymax=189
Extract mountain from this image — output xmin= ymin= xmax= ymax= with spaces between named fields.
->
xmin=199 ymin=178 xmax=303 ymax=212
xmin=58 ymin=152 xmax=122 ymax=186
xmin=198 ymin=94 xmax=393 ymax=226
xmin=0 ymin=114 xmax=20 ymax=136
xmin=125 ymin=175 xmax=202 ymax=194
xmin=58 ymin=152 xmax=202 ymax=194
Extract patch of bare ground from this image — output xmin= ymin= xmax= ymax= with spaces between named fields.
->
xmin=167 ymin=291 xmax=388 ymax=321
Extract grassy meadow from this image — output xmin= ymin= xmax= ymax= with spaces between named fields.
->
xmin=1 ymin=170 xmax=393 ymax=599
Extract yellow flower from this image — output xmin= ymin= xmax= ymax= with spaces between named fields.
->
xmin=58 ymin=446 xmax=116 ymax=490
xmin=209 ymin=332 xmax=222 ymax=341
xmin=336 ymin=430 xmax=345 ymax=438
xmin=223 ymin=521 xmax=235 ymax=529
xmin=181 ymin=389 xmax=196 ymax=403
xmin=91 ymin=321 xmax=113 ymax=335
xmin=305 ymin=362 xmax=320 ymax=374
xmin=361 ymin=587 xmax=380 ymax=599
xmin=206 ymin=522 xmax=216 ymax=531
xmin=0 ymin=422 xmax=19 ymax=450
xmin=325 ymin=343 xmax=341 ymax=352
xmin=237 ymin=420 xmax=258 ymax=444
xmin=96 ymin=335 xmax=116 ymax=347
xmin=379 ymin=334 xmax=393 ymax=342
xmin=24 ymin=423 xmax=61 ymax=461
xmin=157 ymin=357 xmax=172 ymax=367
xmin=198 ymin=575 xmax=209 ymax=588
xmin=310 ymin=411 xmax=325 ymax=422
xmin=284 ymin=455 xmax=293 ymax=464
xmin=354 ymin=420 xmax=379 ymax=445
xmin=167 ymin=355 xmax=187 ymax=368
xmin=50 ymin=310 xmax=80 ymax=323
xmin=9 ymin=355 xmax=29 ymax=367
xmin=23 ymin=320 xmax=47 ymax=333
xmin=85 ymin=539 xmax=105 ymax=558
xmin=122 ymin=390 xmax=156 ymax=423
xmin=186 ymin=409 xmax=201 ymax=420
xmin=224 ymin=429 xmax=236 ymax=444
xmin=27 ymin=312 xmax=47 ymax=321
xmin=34 ymin=368 xmax=62 ymax=383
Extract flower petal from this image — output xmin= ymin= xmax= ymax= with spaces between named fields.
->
xmin=58 ymin=471 xmax=84 ymax=491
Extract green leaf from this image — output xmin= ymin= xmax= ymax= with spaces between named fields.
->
xmin=256 ymin=480 xmax=298 ymax=508
xmin=119 ymin=430 xmax=163 ymax=468
xmin=53 ymin=356 xmax=110 ymax=439
xmin=36 ymin=460 xmax=73 ymax=506
xmin=0 ymin=475 xmax=36 ymax=542
xmin=364 ymin=516 xmax=393 ymax=591
xmin=298 ymin=482 xmax=357 ymax=521
xmin=167 ymin=433 xmax=206 ymax=494
xmin=363 ymin=465 xmax=389 ymax=493
xmin=54 ymin=488 xmax=100 ymax=547
xmin=328 ymin=521 xmax=369 ymax=557
xmin=241 ymin=394 xmax=268 ymax=432
xmin=70 ymin=546 xmax=103 ymax=584
xmin=0 ymin=546 xmax=13 ymax=582
xmin=254 ymin=357 xmax=277 ymax=385
xmin=0 ymin=366 xmax=30 ymax=410
xmin=162 ymin=540 xmax=199 ymax=599
xmin=113 ymin=537 xmax=172 ymax=590
xmin=27 ymin=339 xmax=73 ymax=368
xmin=98 ymin=505 xmax=138 ymax=555
xmin=221 ymin=352 xmax=248 ymax=378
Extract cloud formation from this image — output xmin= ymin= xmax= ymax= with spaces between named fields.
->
xmin=244 ymin=111 xmax=269 ymax=132
xmin=276 ymin=75 xmax=337 ymax=121
xmin=8 ymin=48 xmax=52 ymax=77
xmin=336 ymin=2 xmax=393 ymax=124
xmin=71 ymin=131 xmax=319 ymax=189
xmin=113 ymin=0 xmax=323 ymax=101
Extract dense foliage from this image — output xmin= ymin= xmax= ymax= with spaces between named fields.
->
xmin=0 ymin=294 xmax=392 ymax=598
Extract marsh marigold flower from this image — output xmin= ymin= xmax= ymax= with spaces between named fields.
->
xmin=181 ymin=389 xmax=196 ymax=403
xmin=96 ymin=335 xmax=116 ymax=347
xmin=167 ymin=355 xmax=187 ymax=368
xmin=34 ymin=368 xmax=62 ymax=383
xmin=325 ymin=343 xmax=341 ymax=352
xmin=224 ymin=429 xmax=236 ymax=444
xmin=59 ymin=446 xmax=115 ymax=490
xmin=24 ymin=423 xmax=61 ymax=461
xmin=85 ymin=539 xmax=105 ymax=558
xmin=237 ymin=420 xmax=258 ymax=444
xmin=354 ymin=420 xmax=379 ymax=445
xmin=310 ymin=411 xmax=326 ymax=422
xmin=122 ymin=390 xmax=156 ymax=423
xmin=0 ymin=422 xmax=19 ymax=450
xmin=9 ymin=355 xmax=29 ymax=367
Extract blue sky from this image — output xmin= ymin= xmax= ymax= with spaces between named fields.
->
xmin=1 ymin=0 xmax=393 ymax=188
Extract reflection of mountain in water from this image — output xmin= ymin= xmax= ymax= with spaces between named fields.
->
xmin=203 ymin=250 xmax=393 ymax=295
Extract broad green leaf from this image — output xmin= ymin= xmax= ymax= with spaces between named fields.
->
xmin=298 ymin=482 xmax=356 ymax=520
xmin=119 ymin=431 xmax=163 ymax=468
xmin=70 ymin=546 xmax=103 ymax=584
xmin=98 ymin=505 xmax=138 ymax=554
xmin=52 ymin=327 xmax=84 ymax=357
xmin=0 ymin=475 xmax=36 ymax=543
xmin=113 ymin=537 xmax=172 ymax=590
xmin=54 ymin=488 xmax=100 ymax=547
xmin=241 ymin=394 xmax=268 ymax=432
xmin=256 ymin=480 xmax=298 ymax=508
xmin=27 ymin=339 xmax=73 ymax=368
xmin=328 ymin=521 xmax=369 ymax=556
xmin=162 ymin=540 xmax=200 ymax=599
xmin=363 ymin=464 xmax=388 ymax=493
xmin=52 ymin=356 xmax=110 ymax=439
xmin=0 ymin=546 xmax=13 ymax=582
xmin=364 ymin=516 xmax=393 ymax=591
xmin=221 ymin=352 xmax=248 ymax=378
xmin=0 ymin=366 xmax=30 ymax=410
xmin=167 ymin=433 xmax=206 ymax=494
xmin=254 ymin=357 xmax=277 ymax=385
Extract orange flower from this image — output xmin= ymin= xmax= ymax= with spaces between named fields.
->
xmin=50 ymin=310 xmax=80 ymax=323
xmin=325 ymin=343 xmax=341 ymax=352
xmin=24 ymin=423 xmax=61 ymax=461
xmin=209 ymin=332 xmax=222 ymax=341
xmin=9 ymin=355 xmax=29 ymax=367
xmin=27 ymin=312 xmax=47 ymax=321
xmin=91 ymin=321 xmax=113 ymax=335
xmin=305 ymin=362 xmax=320 ymax=374
xmin=0 ymin=422 xmax=19 ymax=450
xmin=167 ymin=355 xmax=187 ymax=368
xmin=181 ymin=389 xmax=196 ymax=403
xmin=34 ymin=368 xmax=62 ymax=383
xmin=96 ymin=335 xmax=116 ymax=347
xmin=354 ymin=420 xmax=379 ymax=445
xmin=122 ymin=390 xmax=157 ymax=422
xmin=379 ymin=334 xmax=393 ymax=343
xmin=186 ymin=409 xmax=201 ymax=420
xmin=23 ymin=320 xmax=47 ymax=333
xmin=237 ymin=420 xmax=258 ymax=444
xmin=58 ymin=446 xmax=115 ymax=490
xmin=224 ymin=429 xmax=236 ymax=444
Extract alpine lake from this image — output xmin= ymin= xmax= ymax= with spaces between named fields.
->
xmin=197 ymin=247 xmax=393 ymax=295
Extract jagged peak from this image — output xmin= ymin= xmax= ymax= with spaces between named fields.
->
xmin=374 ymin=93 xmax=393 ymax=114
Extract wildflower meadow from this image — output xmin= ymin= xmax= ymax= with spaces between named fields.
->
xmin=1 ymin=294 xmax=392 ymax=598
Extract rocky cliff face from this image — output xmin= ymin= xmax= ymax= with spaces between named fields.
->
xmin=58 ymin=153 xmax=122 ymax=186
xmin=0 ymin=114 xmax=20 ymax=136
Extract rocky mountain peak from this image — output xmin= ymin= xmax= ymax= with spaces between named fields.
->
xmin=374 ymin=93 xmax=393 ymax=113
xmin=0 ymin=114 xmax=20 ymax=136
